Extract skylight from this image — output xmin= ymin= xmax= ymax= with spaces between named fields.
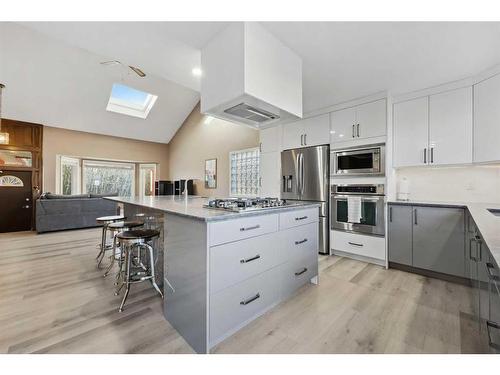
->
xmin=106 ymin=83 xmax=158 ymax=119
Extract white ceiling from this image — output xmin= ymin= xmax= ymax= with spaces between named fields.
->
xmin=3 ymin=22 xmax=500 ymax=143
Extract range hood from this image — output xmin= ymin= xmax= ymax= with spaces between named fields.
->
xmin=201 ymin=22 xmax=303 ymax=127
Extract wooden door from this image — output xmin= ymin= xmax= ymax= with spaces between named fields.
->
xmin=0 ymin=170 xmax=33 ymax=232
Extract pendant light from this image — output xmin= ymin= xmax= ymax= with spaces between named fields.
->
xmin=0 ymin=84 xmax=9 ymax=145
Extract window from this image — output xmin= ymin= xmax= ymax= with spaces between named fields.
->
xmin=0 ymin=150 xmax=32 ymax=167
xmin=82 ymin=160 xmax=135 ymax=196
xmin=59 ymin=156 xmax=81 ymax=195
xmin=106 ymin=83 xmax=158 ymax=119
xmin=229 ymin=148 xmax=260 ymax=197
xmin=139 ymin=164 xmax=156 ymax=196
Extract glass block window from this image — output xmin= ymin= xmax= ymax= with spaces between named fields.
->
xmin=229 ymin=148 xmax=260 ymax=197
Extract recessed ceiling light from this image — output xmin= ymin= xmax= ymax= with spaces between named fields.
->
xmin=192 ymin=67 xmax=202 ymax=77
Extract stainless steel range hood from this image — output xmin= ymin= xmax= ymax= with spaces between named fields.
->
xmin=201 ymin=22 xmax=302 ymax=127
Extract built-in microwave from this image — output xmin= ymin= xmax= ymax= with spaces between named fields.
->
xmin=331 ymin=145 xmax=385 ymax=176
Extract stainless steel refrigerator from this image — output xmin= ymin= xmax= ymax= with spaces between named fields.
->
xmin=281 ymin=144 xmax=330 ymax=255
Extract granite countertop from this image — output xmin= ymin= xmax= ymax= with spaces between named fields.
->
xmin=105 ymin=195 xmax=321 ymax=222
xmin=388 ymin=199 xmax=500 ymax=267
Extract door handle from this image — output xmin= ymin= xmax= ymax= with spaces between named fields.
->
xmin=304 ymin=134 xmax=307 ymax=145
xmin=352 ymin=125 xmax=355 ymax=138
xmin=295 ymin=267 xmax=308 ymax=276
xmin=259 ymin=142 xmax=262 ymax=152
xmin=414 ymin=208 xmax=418 ymax=225
xmin=469 ymin=238 xmax=477 ymax=261
xmin=356 ymin=124 xmax=360 ymax=137
xmin=295 ymin=216 xmax=308 ymax=221
xmin=423 ymin=148 xmax=427 ymax=164
xmin=300 ymin=134 xmax=304 ymax=146
xmin=430 ymin=147 xmax=434 ymax=163
xmin=240 ymin=254 xmax=261 ymax=264
xmin=348 ymin=241 xmax=364 ymax=247
xmin=295 ymin=238 xmax=308 ymax=245
xmin=389 ymin=206 xmax=393 ymax=222
xmin=239 ymin=225 xmax=260 ymax=232
xmin=240 ymin=293 xmax=260 ymax=306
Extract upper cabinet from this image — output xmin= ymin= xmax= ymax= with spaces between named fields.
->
xmin=281 ymin=113 xmax=330 ymax=150
xmin=393 ymin=87 xmax=473 ymax=168
xmin=259 ymin=126 xmax=281 ymax=153
xmin=393 ymin=97 xmax=429 ymax=167
xmin=474 ymin=73 xmax=500 ymax=163
xmin=330 ymin=99 xmax=386 ymax=144
xmin=429 ymin=87 xmax=473 ymax=165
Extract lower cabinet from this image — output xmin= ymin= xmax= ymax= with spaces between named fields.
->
xmin=486 ymin=259 xmax=500 ymax=352
xmin=388 ymin=204 xmax=465 ymax=277
xmin=208 ymin=214 xmax=319 ymax=347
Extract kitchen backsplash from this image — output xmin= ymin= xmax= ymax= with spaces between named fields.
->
xmin=395 ymin=164 xmax=500 ymax=203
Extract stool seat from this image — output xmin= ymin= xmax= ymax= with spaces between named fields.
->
xmin=117 ymin=229 xmax=160 ymax=241
xmin=96 ymin=215 xmax=125 ymax=223
xmin=108 ymin=220 xmax=144 ymax=230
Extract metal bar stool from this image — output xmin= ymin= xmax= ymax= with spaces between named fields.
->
xmin=104 ymin=220 xmax=144 ymax=278
xmin=115 ymin=229 xmax=163 ymax=312
xmin=95 ymin=215 xmax=126 ymax=268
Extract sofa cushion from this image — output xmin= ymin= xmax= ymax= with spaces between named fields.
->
xmin=44 ymin=193 xmax=90 ymax=199
xmin=89 ymin=192 xmax=118 ymax=198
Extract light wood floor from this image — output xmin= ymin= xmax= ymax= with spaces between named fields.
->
xmin=0 ymin=228 xmax=490 ymax=354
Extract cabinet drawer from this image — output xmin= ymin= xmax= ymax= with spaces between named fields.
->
xmin=331 ymin=230 xmax=385 ymax=261
xmin=281 ymin=259 xmax=318 ymax=300
xmin=279 ymin=207 xmax=318 ymax=230
xmin=209 ymin=214 xmax=278 ymax=246
xmin=281 ymin=222 xmax=319 ymax=263
xmin=209 ymin=267 xmax=279 ymax=345
xmin=210 ymin=232 xmax=281 ymax=294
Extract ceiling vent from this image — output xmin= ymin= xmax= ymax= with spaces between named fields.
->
xmin=201 ymin=22 xmax=302 ymax=127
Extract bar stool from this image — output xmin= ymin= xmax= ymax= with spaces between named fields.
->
xmin=115 ymin=229 xmax=163 ymax=312
xmin=95 ymin=215 xmax=126 ymax=268
xmin=135 ymin=213 xmax=157 ymax=230
xmin=103 ymin=220 xmax=144 ymax=278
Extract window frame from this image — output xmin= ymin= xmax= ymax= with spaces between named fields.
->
xmin=82 ymin=159 xmax=136 ymax=197
xmin=138 ymin=163 xmax=157 ymax=197
xmin=56 ymin=155 xmax=81 ymax=195
xmin=228 ymin=147 xmax=260 ymax=198
xmin=106 ymin=83 xmax=158 ymax=119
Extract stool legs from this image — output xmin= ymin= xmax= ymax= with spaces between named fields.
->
xmin=146 ymin=243 xmax=163 ymax=298
xmin=103 ymin=234 xmax=118 ymax=277
xmin=96 ymin=225 xmax=107 ymax=260
xmin=119 ymin=244 xmax=132 ymax=312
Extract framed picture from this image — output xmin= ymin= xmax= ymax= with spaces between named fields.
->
xmin=204 ymin=158 xmax=217 ymax=189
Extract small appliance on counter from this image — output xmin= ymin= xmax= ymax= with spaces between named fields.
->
xmin=204 ymin=197 xmax=290 ymax=212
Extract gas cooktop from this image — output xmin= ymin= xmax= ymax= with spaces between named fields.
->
xmin=204 ymin=197 xmax=291 ymax=212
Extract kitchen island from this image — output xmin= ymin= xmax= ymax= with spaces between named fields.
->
xmin=106 ymin=196 xmax=320 ymax=353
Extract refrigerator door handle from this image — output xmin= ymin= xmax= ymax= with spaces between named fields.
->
xmin=300 ymin=153 xmax=305 ymax=196
xmin=295 ymin=153 xmax=301 ymax=195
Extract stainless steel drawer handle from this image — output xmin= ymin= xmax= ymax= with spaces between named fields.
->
xmin=486 ymin=320 xmax=500 ymax=350
xmin=295 ymin=238 xmax=308 ymax=245
xmin=240 ymin=293 xmax=260 ymax=306
xmin=348 ymin=241 xmax=363 ymax=247
xmin=295 ymin=267 xmax=308 ymax=276
xmin=240 ymin=225 xmax=260 ymax=232
xmin=295 ymin=216 xmax=308 ymax=221
xmin=240 ymin=254 xmax=261 ymax=264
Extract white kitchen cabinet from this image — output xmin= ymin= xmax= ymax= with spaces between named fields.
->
xmin=282 ymin=113 xmax=330 ymax=150
xmin=330 ymin=99 xmax=386 ymax=144
xmin=259 ymin=126 xmax=281 ymax=153
xmin=259 ymin=151 xmax=281 ymax=198
xmin=393 ymin=96 xmax=429 ymax=167
xmin=330 ymin=107 xmax=356 ymax=143
xmin=429 ymin=87 xmax=473 ymax=165
xmin=474 ymin=73 xmax=500 ymax=163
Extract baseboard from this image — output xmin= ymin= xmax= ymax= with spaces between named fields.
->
xmin=389 ymin=262 xmax=471 ymax=286
xmin=332 ymin=249 xmax=386 ymax=266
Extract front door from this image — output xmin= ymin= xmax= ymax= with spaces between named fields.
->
xmin=0 ymin=170 xmax=33 ymax=232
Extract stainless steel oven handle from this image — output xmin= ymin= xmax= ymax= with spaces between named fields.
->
xmin=348 ymin=241 xmax=364 ymax=247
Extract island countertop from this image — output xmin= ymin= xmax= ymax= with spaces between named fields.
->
xmin=105 ymin=195 xmax=321 ymax=222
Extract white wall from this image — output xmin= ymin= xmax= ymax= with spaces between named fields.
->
xmin=395 ymin=165 xmax=500 ymax=203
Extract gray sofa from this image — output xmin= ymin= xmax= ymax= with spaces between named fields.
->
xmin=36 ymin=193 xmax=119 ymax=233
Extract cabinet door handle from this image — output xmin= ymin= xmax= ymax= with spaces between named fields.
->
xmin=423 ymin=148 xmax=427 ymax=164
xmin=389 ymin=206 xmax=393 ymax=222
xmin=240 ymin=293 xmax=260 ymax=306
xmin=414 ymin=208 xmax=418 ymax=225
xmin=240 ymin=254 xmax=261 ymax=264
xmin=356 ymin=124 xmax=360 ymax=137
xmin=240 ymin=225 xmax=260 ymax=232
xmin=352 ymin=125 xmax=355 ymax=138
xmin=304 ymin=134 xmax=307 ymax=145
xmin=348 ymin=241 xmax=363 ymax=247
xmin=430 ymin=147 xmax=434 ymax=163
xmin=469 ymin=238 xmax=478 ymax=261
xmin=477 ymin=240 xmax=482 ymax=262
xmin=295 ymin=216 xmax=308 ymax=221
xmin=295 ymin=267 xmax=308 ymax=276
xmin=259 ymin=142 xmax=262 ymax=152
xmin=295 ymin=238 xmax=308 ymax=245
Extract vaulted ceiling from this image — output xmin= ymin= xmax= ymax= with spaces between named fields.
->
xmin=2 ymin=22 xmax=500 ymax=143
